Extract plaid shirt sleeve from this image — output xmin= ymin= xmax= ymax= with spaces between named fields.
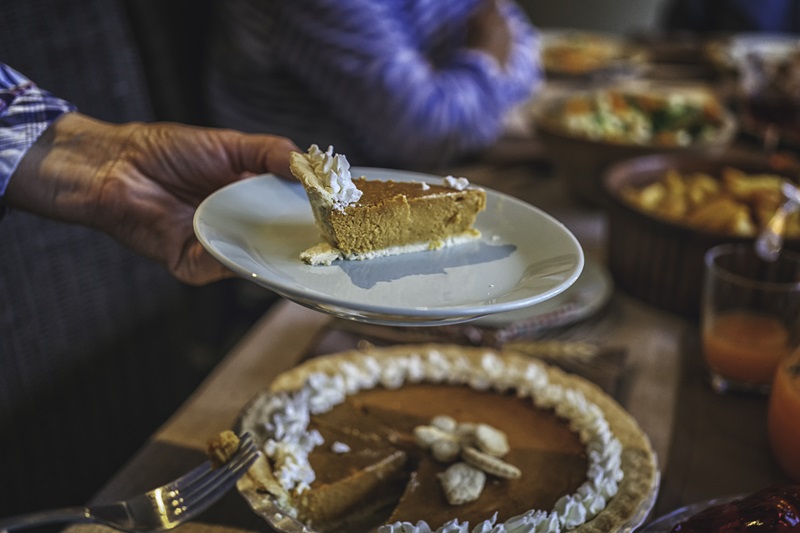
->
xmin=0 ymin=63 xmax=77 ymax=202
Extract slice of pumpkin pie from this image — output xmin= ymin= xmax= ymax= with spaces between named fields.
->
xmin=290 ymin=145 xmax=486 ymax=265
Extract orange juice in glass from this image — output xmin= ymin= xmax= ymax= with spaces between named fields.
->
xmin=701 ymin=244 xmax=800 ymax=394
xmin=768 ymin=348 xmax=800 ymax=482
xmin=703 ymin=310 xmax=791 ymax=386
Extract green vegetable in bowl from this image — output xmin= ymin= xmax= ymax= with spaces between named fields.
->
xmin=554 ymin=89 xmax=727 ymax=146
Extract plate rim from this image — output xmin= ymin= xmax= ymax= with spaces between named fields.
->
xmin=471 ymin=255 xmax=612 ymax=329
xmin=639 ymin=494 xmax=742 ymax=532
xmin=194 ymin=167 xmax=584 ymax=325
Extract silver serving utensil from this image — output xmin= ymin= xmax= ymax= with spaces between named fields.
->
xmin=755 ymin=181 xmax=800 ymax=262
xmin=0 ymin=433 xmax=259 ymax=532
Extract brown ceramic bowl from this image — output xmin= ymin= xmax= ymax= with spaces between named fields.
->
xmin=532 ymin=83 xmax=737 ymax=205
xmin=540 ymin=29 xmax=647 ymax=79
xmin=602 ymin=150 xmax=800 ymax=319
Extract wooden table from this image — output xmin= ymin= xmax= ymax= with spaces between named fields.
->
xmin=65 ymin=137 xmax=792 ymax=533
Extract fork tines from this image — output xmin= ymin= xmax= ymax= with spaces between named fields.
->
xmin=171 ymin=432 xmax=260 ymax=516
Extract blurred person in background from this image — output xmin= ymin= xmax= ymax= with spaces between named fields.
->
xmin=204 ymin=0 xmax=542 ymax=170
xmin=663 ymin=0 xmax=800 ymax=34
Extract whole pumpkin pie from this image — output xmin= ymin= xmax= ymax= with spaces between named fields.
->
xmin=233 ymin=344 xmax=658 ymax=533
xmin=290 ymin=145 xmax=486 ymax=265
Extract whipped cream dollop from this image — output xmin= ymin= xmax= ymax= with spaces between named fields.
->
xmin=250 ymin=348 xmax=624 ymax=533
xmin=331 ymin=441 xmax=351 ymax=454
xmin=306 ymin=144 xmax=362 ymax=209
xmin=443 ymin=175 xmax=470 ymax=191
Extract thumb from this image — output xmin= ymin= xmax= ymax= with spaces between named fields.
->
xmin=232 ymin=133 xmax=300 ymax=181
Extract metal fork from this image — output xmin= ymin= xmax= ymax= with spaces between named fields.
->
xmin=0 ymin=432 xmax=259 ymax=532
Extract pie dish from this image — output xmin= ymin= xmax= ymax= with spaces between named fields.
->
xmin=234 ymin=344 xmax=659 ymax=533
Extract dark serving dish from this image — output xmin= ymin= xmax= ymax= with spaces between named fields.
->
xmin=532 ymin=83 xmax=736 ymax=205
xmin=602 ymin=150 xmax=800 ymax=318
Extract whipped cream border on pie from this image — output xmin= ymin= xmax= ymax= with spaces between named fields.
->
xmin=237 ymin=345 xmax=658 ymax=533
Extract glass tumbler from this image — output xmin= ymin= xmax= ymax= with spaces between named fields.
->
xmin=768 ymin=348 xmax=800 ymax=482
xmin=701 ymin=244 xmax=800 ymax=394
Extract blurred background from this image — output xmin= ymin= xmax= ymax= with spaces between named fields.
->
xmin=520 ymin=0 xmax=667 ymax=33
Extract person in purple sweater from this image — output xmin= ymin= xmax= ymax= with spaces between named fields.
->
xmin=204 ymin=0 xmax=542 ymax=169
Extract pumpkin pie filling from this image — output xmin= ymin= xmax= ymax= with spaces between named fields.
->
xmin=308 ymin=384 xmax=589 ymax=528
xmin=290 ymin=145 xmax=486 ymax=265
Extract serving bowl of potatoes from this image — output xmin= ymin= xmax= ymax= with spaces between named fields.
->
xmin=603 ymin=150 xmax=800 ymax=318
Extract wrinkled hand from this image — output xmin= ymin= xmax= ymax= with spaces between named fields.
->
xmin=7 ymin=113 xmax=300 ymax=285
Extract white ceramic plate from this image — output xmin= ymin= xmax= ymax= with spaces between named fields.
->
xmin=472 ymin=255 xmax=612 ymax=329
xmin=639 ymin=495 xmax=741 ymax=532
xmin=194 ymin=168 xmax=583 ymax=326
xmin=725 ymin=33 xmax=800 ymax=68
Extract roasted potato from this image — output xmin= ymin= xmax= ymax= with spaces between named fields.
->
xmin=621 ymin=167 xmax=798 ymax=238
